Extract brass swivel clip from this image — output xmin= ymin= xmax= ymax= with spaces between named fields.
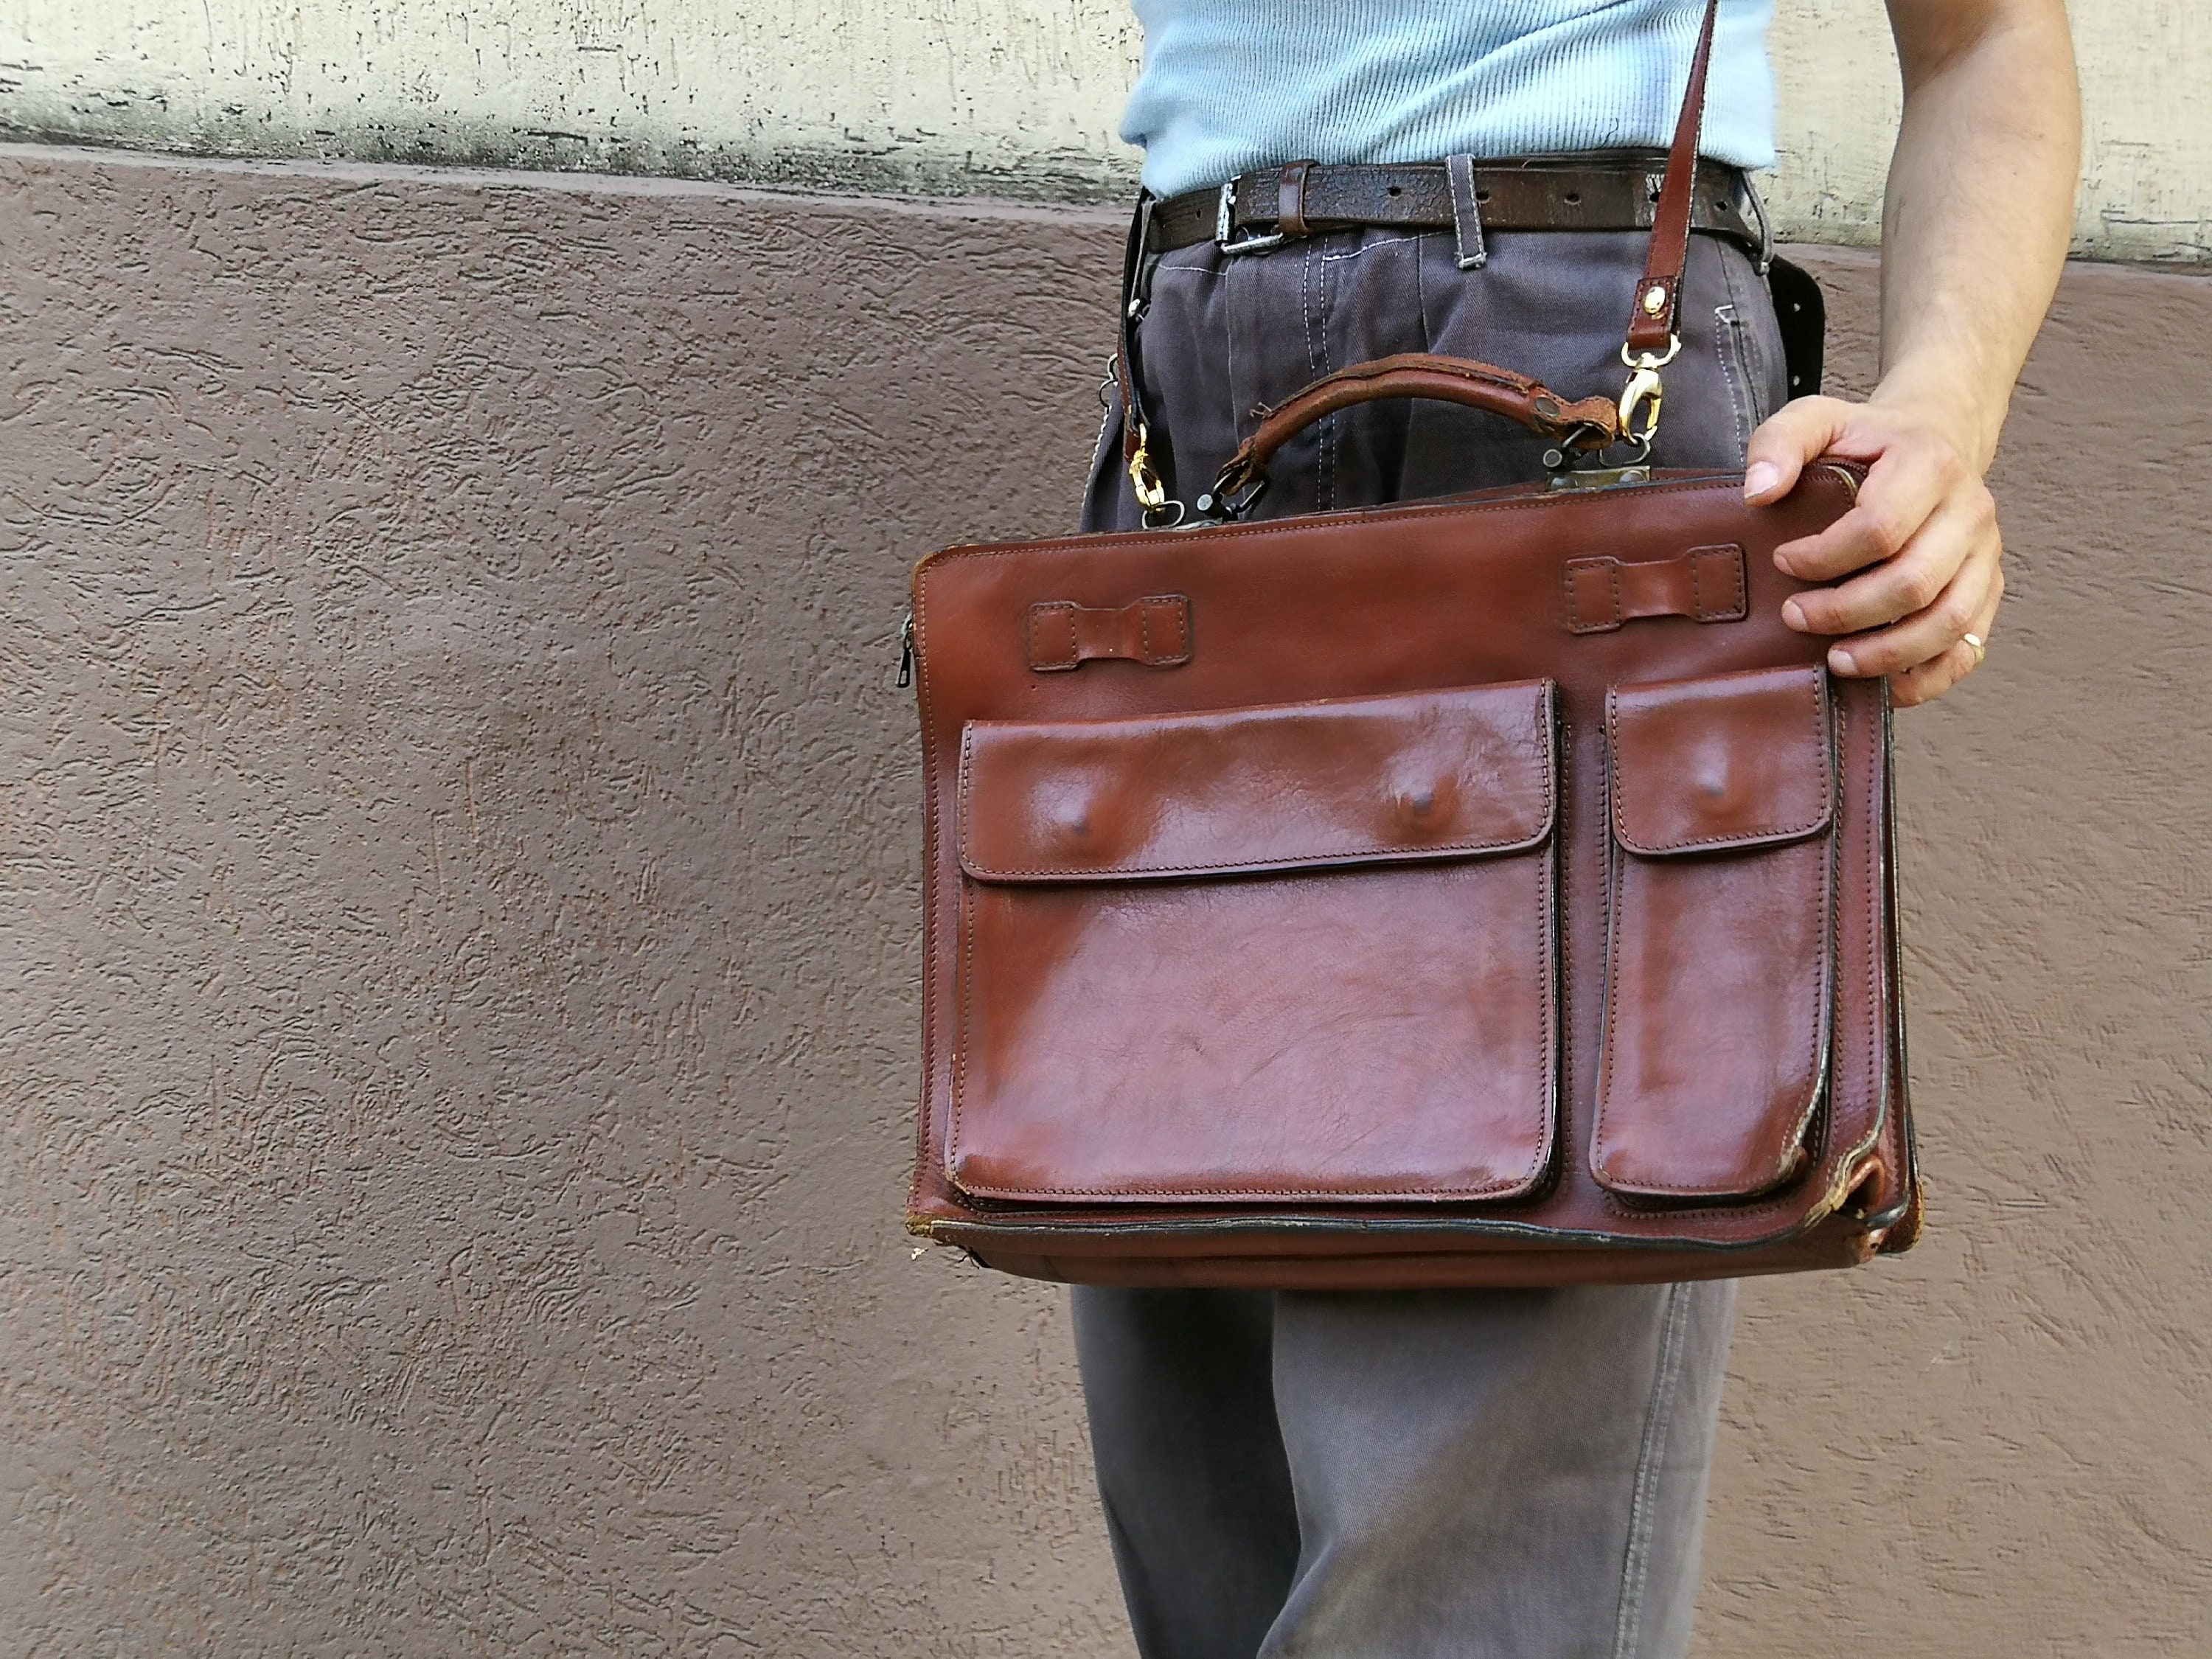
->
xmin=1618 ymin=335 xmax=1683 ymax=450
xmin=1126 ymin=423 xmax=1186 ymax=527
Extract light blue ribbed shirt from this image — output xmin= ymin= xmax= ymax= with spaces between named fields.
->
xmin=1121 ymin=0 xmax=1775 ymax=198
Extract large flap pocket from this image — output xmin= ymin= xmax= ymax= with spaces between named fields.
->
xmin=949 ymin=683 xmax=1559 ymax=1206
xmin=959 ymin=684 xmax=1554 ymax=882
xmin=1594 ymin=666 xmax=1836 ymax=1201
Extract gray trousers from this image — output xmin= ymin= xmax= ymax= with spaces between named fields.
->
xmin=1073 ymin=222 xmax=1792 ymax=1659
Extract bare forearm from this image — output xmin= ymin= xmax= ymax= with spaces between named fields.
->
xmin=1874 ymin=0 xmax=2080 ymax=470
xmin=1747 ymin=0 xmax=2079 ymax=707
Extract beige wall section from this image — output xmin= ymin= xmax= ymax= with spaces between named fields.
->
xmin=6 ymin=145 xmax=2212 ymax=1653
xmin=0 ymin=0 xmax=1150 ymax=199
xmin=0 ymin=1 xmax=2199 ymax=260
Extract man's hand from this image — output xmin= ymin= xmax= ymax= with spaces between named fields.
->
xmin=1746 ymin=0 xmax=2075 ymax=709
xmin=1744 ymin=398 xmax=2001 ymax=709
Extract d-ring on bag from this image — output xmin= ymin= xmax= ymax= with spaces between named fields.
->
xmin=901 ymin=0 xmax=1919 ymax=1288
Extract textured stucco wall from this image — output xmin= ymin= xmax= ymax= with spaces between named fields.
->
xmin=4 ymin=145 xmax=2212 ymax=1654
xmin=0 ymin=1 xmax=2197 ymax=260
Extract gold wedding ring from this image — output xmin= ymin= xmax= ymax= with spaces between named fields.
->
xmin=1961 ymin=632 xmax=1988 ymax=665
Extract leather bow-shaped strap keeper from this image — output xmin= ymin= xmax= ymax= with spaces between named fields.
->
xmin=1562 ymin=545 xmax=1748 ymax=633
xmin=1027 ymin=595 xmax=1192 ymax=672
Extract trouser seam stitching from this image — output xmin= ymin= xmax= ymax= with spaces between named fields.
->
xmin=1613 ymin=1281 xmax=1693 ymax=1659
xmin=1714 ymin=246 xmax=1759 ymax=462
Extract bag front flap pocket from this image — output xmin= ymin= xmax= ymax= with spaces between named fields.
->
xmin=1610 ymin=664 xmax=1832 ymax=855
xmin=950 ymin=682 xmax=1558 ymax=1206
xmin=959 ymin=683 xmax=1554 ymax=883
xmin=1595 ymin=666 xmax=1835 ymax=1201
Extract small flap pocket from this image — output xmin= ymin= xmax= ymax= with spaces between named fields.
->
xmin=1593 ymin=664 xmax=1837 ymax=1202
xmin=959 ymin=682 xmax=1554 ymax=883
xmin=1609 ymin=665 xmax=1832 ymax=856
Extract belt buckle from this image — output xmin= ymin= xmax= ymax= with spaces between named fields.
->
xmin=1215 ymin=180 xmax=1286 ymax=256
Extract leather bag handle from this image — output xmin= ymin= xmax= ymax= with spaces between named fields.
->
xmin=1206 ymin=354 xmax=1624 ymax=512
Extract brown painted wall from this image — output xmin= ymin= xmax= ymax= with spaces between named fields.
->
xmin=1 ymin=145 xmax=2207 ymax=1655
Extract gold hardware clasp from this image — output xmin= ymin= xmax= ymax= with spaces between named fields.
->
xmin=1127 ymin=423 xmax=1167 ymax=512
xmin=1618 ymin=335 xmax=1683 ymax=447
xmin=1126 ymin=423 xmax=1188 ymax=526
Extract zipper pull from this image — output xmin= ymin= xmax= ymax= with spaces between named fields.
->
xmin=895 ymin=612 xmax=915 ymax=689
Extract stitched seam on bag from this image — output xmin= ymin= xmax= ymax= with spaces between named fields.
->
xmin=961 ymin=835 xmax=1548 ymax=882
xmin=1563 ymin=714 xmax=1584 ymax=1195
xmin=1594 ymin=727 xmax=1627 ymax=1191
xmin=1776 ymin=770 xmax=1843 ymax=1169
xmin=1561 ymin=559 xmax=1624 ymax=633
xmin=950 ymin=872 xmax=976 ymax=1191
xmin=1691 ymin=544 xmax=1747 ymax=621
xmin=1686 ymin=544 xmax=1746 ymax=621
xmin=1562 ymin=561 xmax=1615 ymax=634
xmin=1857 ymin=698 xmax=1882 ymax=1198
xmin=1609 ymin=669 xmax=1832 ymax=853
xmin=1523 ymin=675 xmax=1559 ymax=1199
xmin=1769 ymin=706 xmax=1851 ymax=1182
xmin=1537 ymin=787 xmax=1560 ymax=1192
xmin=1138 ymin=595 xmax=1191 ymax=664
xmin=909 ymin=589 xmax=945 ymax=1217
xmin=956 ymin=709 xmax=1554 ymax=880
xmin=1592 ymin=683 xmax=1834 ymax=1196
xmin=947 ymin=854 xmax=1555 ymax=1203
xmin=1028 ymin=602 xmax=1079 ymax=670
xmin=917 ymin=473 xmax=1852 ymax=575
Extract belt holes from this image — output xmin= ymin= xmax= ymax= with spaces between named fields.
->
xmin=1387 ymin=184 xmax=1402 ymax=197
xmin=1475 ymin=189 xmax=1491 ymax=203
xmin=1565 ymin=190 xmax=1581 ymax=205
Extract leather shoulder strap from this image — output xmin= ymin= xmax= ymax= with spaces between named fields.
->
xmin=1627 ymin=0 xmax=1723 ymax=356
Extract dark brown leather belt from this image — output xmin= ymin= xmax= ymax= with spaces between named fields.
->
xmin=1147 ymin=154 xmax=1763 ymax=254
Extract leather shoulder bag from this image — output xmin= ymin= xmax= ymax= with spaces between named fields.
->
xmin=901 ymin=0 xmax=1919 ymax=1290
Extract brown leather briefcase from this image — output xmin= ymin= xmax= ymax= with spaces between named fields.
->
xmin=902 ymin=0 xmax=1919 ymax=1289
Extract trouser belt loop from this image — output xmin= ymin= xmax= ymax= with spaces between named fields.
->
xmin=1446 ymin=155 xmax=1488 ymax=271
xmin=1742 ymin=170 xmax=1775 ymax=276
xmin=1276 ymin=161 xmax=1315 ymax=240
